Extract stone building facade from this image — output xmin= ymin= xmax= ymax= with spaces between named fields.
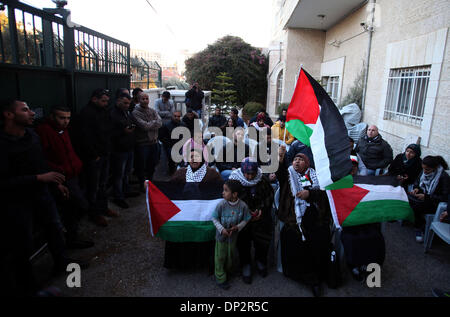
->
xmin=267 ymin=0 xmax=450 ymax=163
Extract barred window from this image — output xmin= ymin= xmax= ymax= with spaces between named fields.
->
xmin=322 ymin=76 xmax=339 ymax=104
xmin=383 ymin=66 xmax=430 ymax=126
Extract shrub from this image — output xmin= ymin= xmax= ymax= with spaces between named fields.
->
xmin=243 ymin=102 xmax=265 ymax=118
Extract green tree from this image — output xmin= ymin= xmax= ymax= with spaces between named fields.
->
xmin=211 ymin=72 xmax=237 ymax=114
xmin=184 ymin=35 xmax=268 ymax=107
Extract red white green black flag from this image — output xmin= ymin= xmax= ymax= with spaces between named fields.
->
xmin=286 ymin=67 xmax=353 ymax=189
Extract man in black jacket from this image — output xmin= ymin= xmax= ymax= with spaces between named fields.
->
xmin=0 ymin=99 xmax=87 ymax=296
xmin=73 ymin=89 xmax=118 ymax=227
xmin=159 ymin=110 xmax=185 ymax=175
xmin=356 ymin=125 xmax=393 ymax=175
xmin=110 ymin=93 xmax=137 ymax=209
xmin=208 ymin=107 xmax=227 ymax=130
xmin=185 ymin=83 xmax=204 ymax=118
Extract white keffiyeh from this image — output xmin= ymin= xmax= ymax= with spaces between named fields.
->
xmin=287 ymin=166 xmax=319 ymax=241
xmin=229 ymin=168 xmax=263 ymax=187
xmin=186 ymin=163 xmax=208 ymax=183
xmin=419 ymin=165 xmax=443 ymax=195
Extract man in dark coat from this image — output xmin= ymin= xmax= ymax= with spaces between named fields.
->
xmin=185 ymin=82 xmax=204 ymax=118
xmin=110 ymin=92 xmax=137 ymax=209
xmin=159 ymin=110 xmax=186 ymax=175
xmin=0 ymin=99 xmax=87 ymax=296
xmin=72 ymin=88 xmax=118 ymax=227
xmin=355 ymin=125 xmax=393 ymax=175
xmin=208 ymin=107 xmax=227 ymax=130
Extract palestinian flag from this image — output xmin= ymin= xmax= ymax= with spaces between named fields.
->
xmin=326 ymin=175 xmax=414 ymax=229
xmin=146 ymin=180 xmax=223 ymax=242
xmin=286 ymin=68 xmax=352 ymax=189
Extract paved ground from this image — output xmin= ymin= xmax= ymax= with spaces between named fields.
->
xmin=38 ymin=160 xmax=450 ymax=297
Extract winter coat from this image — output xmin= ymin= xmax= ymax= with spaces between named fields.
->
xmin=388 ymin=153 xmax=422 ymax=187
xmin=271 ymin=121 xmax=295 ymax=145
xmin=356 ymin=134 xmax=393 ymax=170
xmin=0 ymin=128 xmax=49 ymax=202
xmin=110 ymin=106 xmax=135 ymax=152
xmin=158 ymin=119 xmax=186 ymax=148
xmin=72 ymin=103 xmax=112 ymax=161
xmin=185 ymin=88 xmax=204 ymax=111
xmin=131 ymin=104 xmax=162 ymax=145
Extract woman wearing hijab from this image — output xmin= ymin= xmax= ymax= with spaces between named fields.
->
xmin=275 ymin=147 xmax=331 ymax=297
xmin=164 ymin=149 xmax=223 ymax=271
xmin=229 ymin=158 xmax=274 ymax=284
xmin=408 ymin=155 xmax=449 ymax=243
xmin=388 ymin=144 xmax=422 ymax=190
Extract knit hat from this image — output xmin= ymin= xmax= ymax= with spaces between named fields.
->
xmin=241 ymin=157 xmax=259 ymax=174
xmin=256 ymin=113 xmax=266 ymax=121
xmin=294 ymin=153 xmax=310 ymax=169
xmin=406 ymin=144 xmax=421 ymax=157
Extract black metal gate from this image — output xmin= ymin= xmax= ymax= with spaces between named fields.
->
xmin=0 ymin=0 xmax=131 ymax=116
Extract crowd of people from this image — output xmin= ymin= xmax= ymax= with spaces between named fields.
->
xmin=1 ymin=86 xmax=449 ymax=297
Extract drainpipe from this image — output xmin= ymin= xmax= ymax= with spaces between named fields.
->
xmin=361 ymin=0 xmax=376 ymax=121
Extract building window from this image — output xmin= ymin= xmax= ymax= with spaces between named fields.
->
xmin=321 ymin=76 xmax=340 ymax=104
xmin=276 ymin=70 xmax=283 ymax=109
xmin=383 ymin=66 xmax=430 ymax=126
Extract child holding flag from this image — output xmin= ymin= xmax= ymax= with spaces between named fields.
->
xmin=212 ymin=180 xmax=251 ymax=290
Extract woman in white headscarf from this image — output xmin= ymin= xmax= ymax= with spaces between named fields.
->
xmin=408 ymin=155 xmax=449 ymax=243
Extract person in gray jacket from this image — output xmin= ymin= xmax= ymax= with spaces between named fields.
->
xmin=154 ymin=91 xmax=174 ymax=125
xmin=131 ymin=93 xmax=162 ymax=191
xmin=355 ymin=125 xmax=393 ymax=175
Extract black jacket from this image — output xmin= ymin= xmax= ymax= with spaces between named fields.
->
xmin=185 ymin=88 xmax=204 ymax=111
xmin=0 ymin=128 xmax=49 ymax=203
xmin=356 ymin=135 xmax=393 ymax=170
xmin=388 ymin=154 xmax=422 ymax=186
xmin=72 ymin=103 xmax=112 ymax=161
xmin=413 ymin=170 xmax=450 ymax=207
xmin=110 ymin=106 xmax=135 ymax=152
xmin=208 ymin=115 xmax=227 ymax=129
xmin=158 ymin=119 xmax=186 ymax=148
xmin=249 ymin=113 xmax=274 ymax=127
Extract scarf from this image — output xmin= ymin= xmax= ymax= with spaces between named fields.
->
xmin=288 ymin=165 xmax=319 ymax=241
xmin=229 ymin=167 xmax=263 ymax=187
xmin=186 ymin=163 xmax=208 ymax=183
xmin=419 ymin=165 xmax=443 ymax=195
xmin=365 ymin=134 xmax=381 ymax=143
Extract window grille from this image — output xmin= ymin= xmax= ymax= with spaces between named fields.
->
xmin=383 ymin=66 xmax=430 ymax=126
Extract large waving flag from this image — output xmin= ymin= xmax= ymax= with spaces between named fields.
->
xmin=146 ymin=181 xmax=223 ymax=242
xmin=286 ymin=68 xmax=352 ymax=189
xmin=326 ymin=175 xmax=414 ymax=228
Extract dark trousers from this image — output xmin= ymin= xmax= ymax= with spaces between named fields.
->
xmin=135 ymin=143 xmax=160 ymax=183
xmin=56 ymin=177 xmax=89 ymax=241
xmin=163 ymin=143 xmax=176 ymax=174
xmin=1 ymin=187 xmax=66 ymax=296
xmin=408 ymin=196 xmax=437 ymax=230
xmin=83 ymin=156 xmax=110 ymax=216
xmin=111 ymin=151 xmax=134 ymax=200
xmin=237 ymin=221 xmax=272 ymax=267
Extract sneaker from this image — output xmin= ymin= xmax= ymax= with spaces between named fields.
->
xmin=415 ymin=230 xmax=424 ymax=243
xmin=90 ymin=215 xmax=108 ymax=227
xmin=112 ymin=199 xmax=129 ymax=209
xmin=431 ymin=288 xmax=450 ymax=298
xmin=105 ymin=208 xmax=120 ymax=217
xmin=216 ymin=280 xmax=230 ymax=290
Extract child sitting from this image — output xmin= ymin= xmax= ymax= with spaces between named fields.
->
xmin=211 ymin=179 xmax=251 ymax=290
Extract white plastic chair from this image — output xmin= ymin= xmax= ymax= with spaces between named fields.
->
xmin=424 ymin=202 xmax=450 ymax=253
